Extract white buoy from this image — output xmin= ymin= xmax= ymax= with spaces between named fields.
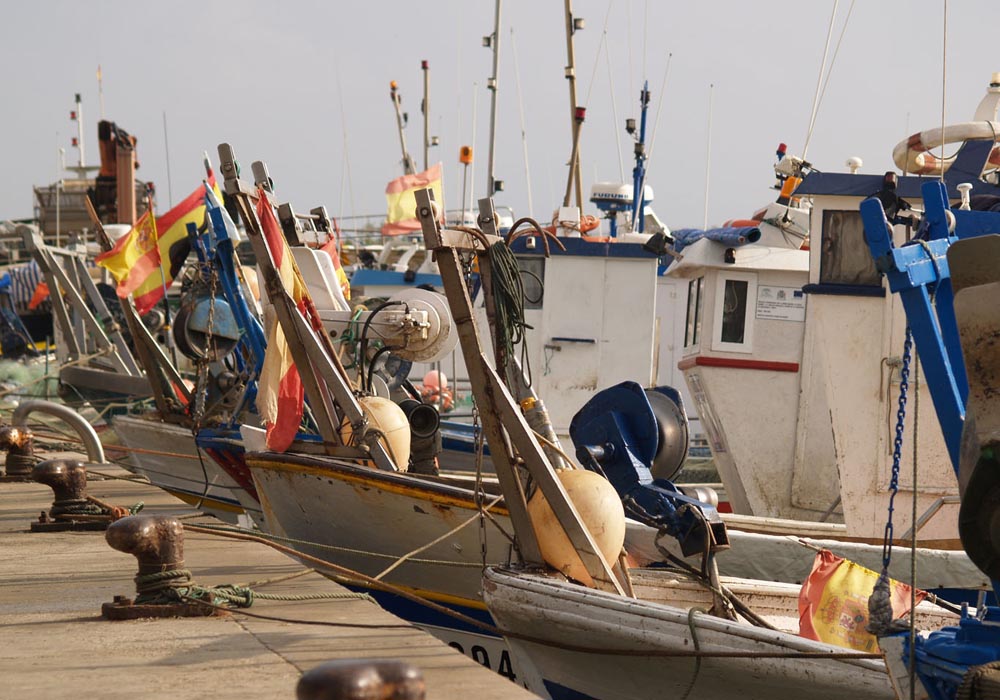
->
xmin=527 ymin=469 xmax=626 ymax=586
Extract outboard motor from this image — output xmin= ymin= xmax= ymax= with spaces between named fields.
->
xmin=569 ymin=381 xmax=728 ymax=558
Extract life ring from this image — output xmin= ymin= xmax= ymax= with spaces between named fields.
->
xmin=892 ymin=121 xmax=1000 ymax=175
xmin=420 ymin=386 xmax=453 ymax=411
xmin=542 ymin=214 xmax=602 ymax=236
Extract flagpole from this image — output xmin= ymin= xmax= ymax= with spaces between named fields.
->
xmin=147 ymin=187 xmax=178 ymax=368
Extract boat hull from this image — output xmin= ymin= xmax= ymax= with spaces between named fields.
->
xmin=483 ymin=567 xmax=895 ymax=700
xmin=111 ymin=415 xmax=261 ymax=526
xmin=247 ymin=451 xmax=519 ymax=673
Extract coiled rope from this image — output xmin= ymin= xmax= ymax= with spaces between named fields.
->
xmin=488 ymin=240 xmax=533 ymax=386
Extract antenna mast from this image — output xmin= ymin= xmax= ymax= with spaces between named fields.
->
xmin=564 ymin=0 xmax=585 ymax=208
xmin=390 ymin=81 xmax=417 ymax=175
xmin=485 ymin=0 xmax=502 ymax=197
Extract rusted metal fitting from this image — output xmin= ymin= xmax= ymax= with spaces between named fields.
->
xmin=297 ymin=660 xmax=425 ymax=700
xmin=102 ymin=514 xmax=220 ymax=620
xmin=30 ymin=459 xmax=108 ymax=532
xmin=0 ymin=425 xmax=35 ymax=481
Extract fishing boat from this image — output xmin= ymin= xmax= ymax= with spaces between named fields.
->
xmin=665 ymin=75 xmax=1000 ymax=546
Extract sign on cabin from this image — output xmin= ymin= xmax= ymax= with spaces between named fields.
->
xmin=755 ymin=286 xmax=806 ymax=322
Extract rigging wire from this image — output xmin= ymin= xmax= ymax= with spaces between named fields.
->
xmin=509 ymin=26 xmax=535 ymax=215
xmin=813 ymin=0 xmax=856 ymax=122
xmin=583 ymin=0 xmax=615 ymax=108
xmin=334 ymin=57 xmax=357 ymax=221
xmin=802 ymin=0 xmax=840 ymax=161
xmin=604 ymin=28 xmax=626 ymax=182
xmin=645 ymin=52 xmax=674 ymax=165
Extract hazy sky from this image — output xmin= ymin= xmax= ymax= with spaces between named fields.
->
xmin=2 ymin=0 xmax=998 ymax=232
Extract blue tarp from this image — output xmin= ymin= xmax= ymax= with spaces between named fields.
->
xmin=669 ymin=226 xmax=761 ymax=254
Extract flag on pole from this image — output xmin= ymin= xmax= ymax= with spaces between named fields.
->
xmin=382 ymin=163 xmax=443 ymax=235
xmin=798 ymin=550 xmax=926 ymax=651
xmin=255 ymin=190 xmax=309 ymax=452
xmin=96 ymin=173 xmax=223 ymax=314
xmin=319 ymin=219 xmax=351 ymax=300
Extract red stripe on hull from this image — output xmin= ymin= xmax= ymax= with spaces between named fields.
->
xmin=677 ymin=355 xmax=799 ymax=373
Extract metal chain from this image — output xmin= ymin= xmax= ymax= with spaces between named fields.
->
xmin=473 ymin=403 xmax=488 ymax=569
xmin=881 ymin=327 xmax=914 ymax=572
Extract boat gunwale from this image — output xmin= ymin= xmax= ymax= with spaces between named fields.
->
xmin=483 ymin=566 xmax=896 ymax=673
xmin=246 ymin=450 xmax=509 ymax=515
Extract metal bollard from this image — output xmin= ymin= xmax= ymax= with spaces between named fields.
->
xmin=297 ymin=660 xmax=425 ymax=700
xmin=30 ymin=459 xmax=107 ymax=532
xmin=102 ymin=514 xmax=220 ymax=619
xmin=0 ymin=425 xmax=35 ymax=481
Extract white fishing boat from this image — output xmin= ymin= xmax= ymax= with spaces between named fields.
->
xmin=483 ymin=566 xmax=953 ymax=700
xmin=667 ymin=75 xmax=1000 ymax=545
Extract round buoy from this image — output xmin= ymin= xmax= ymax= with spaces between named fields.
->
xmin=422 ymin=370 xmax=448 ymax=392
xmin=341 ymin=397 xmax=411 ymax=471
xmin=526 ymin=469 xmax=626 ymax=586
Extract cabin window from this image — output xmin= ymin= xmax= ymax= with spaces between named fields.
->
xmin=820 ymin=210 xmax=882 ymax=287
xmin=517 ymin=257 xmax=545 ymax=310
xmin=684 ymin=277 xmax=705 ymax=348
xmin=712 ymin=272 xmax=757 ymax=353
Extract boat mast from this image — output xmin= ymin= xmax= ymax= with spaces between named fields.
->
xmin=74 ymin=93 xmax=85 ymax=170
xmin=485 ymin=0 xmax=502 ymax=197
xmin=630 ymin=81 xmax=650 ymax=234
xmin=422 ymin=60 xmax=430 ymax=171
xmin=66 ymin=93 xmax=98 ymax=181
xmin=563 ymin=0 xmax=584 ymax=209
xmin=389 ymin=81 xmax=417 ymax=176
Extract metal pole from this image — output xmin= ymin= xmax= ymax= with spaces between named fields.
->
xmin=562 ymin=108 xmax=585 ymax=208
xmin=564 ymin=0 xmax=584 ymax=208
xmin=486 ymin=0 xmax=502 ymax=197
xmin=97 ymin=64 xmax=104 ymax=119
xmin=422 ymin=60 xmax=430 ymax=172
xmin=470 ymin=85 xmax=479 ymax=210
xmin=390 ymin=82 xmax=416 ymax=176
xmin=703 ymin=83 xmax=714 ymax=229
xmin=163 ymin=111 xmax=174 ymax=208
xmin=461 ymin=162 xmax=469 ymax=225
xmin=75 ymin=93 xmax=85 ymax=168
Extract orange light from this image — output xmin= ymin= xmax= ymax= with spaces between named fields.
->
xmin=390 ymin=80 xmax=398 ymax=90
xmin=459 ymin=146 xmax=473 ymax=164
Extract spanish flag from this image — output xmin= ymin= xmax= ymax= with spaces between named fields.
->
xmin=95 ymin=174 xmax=222 ymax=314
xmin=319 ymin=221 xmax=351 ymax=301
xmin=382 ymin=163 xmax=443 ymax=236
xmin=798 ymin=550 xmax=925 ymax=651
xmin=255 ymin=189 xmax=308 ymax=452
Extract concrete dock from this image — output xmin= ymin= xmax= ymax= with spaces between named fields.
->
xmin=0 ymin=461 xmax=536 ymax=699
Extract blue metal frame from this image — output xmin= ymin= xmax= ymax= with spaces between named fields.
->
xmin=862 ymin=180 xmax=1000 ymax=700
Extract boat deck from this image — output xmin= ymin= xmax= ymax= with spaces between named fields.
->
xmin=0 ymin=460 xmax=535 ymax=699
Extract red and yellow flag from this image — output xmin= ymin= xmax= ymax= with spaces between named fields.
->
xmin=319 ymin=220 xmax=350 ymax=301
xmin=255 ymin=190 xmax=309 ymax=452
xmin=95 ymin=174 xmax=222 ymax=314
xmin=798 ymin=550 xmax=926 ymax=651
xmin=382 ymin=163 xmax=443 ymax=236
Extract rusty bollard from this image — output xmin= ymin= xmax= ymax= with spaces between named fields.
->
xmin=102 ymin=514 xmax=220 ymax=620
xmin=297 ymin=660 xmax=425 ymax=700
xmin=30 ymin=459 xmax=107 ymax=532
xmin=0 ymin=425 xmax=35 ymax=481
